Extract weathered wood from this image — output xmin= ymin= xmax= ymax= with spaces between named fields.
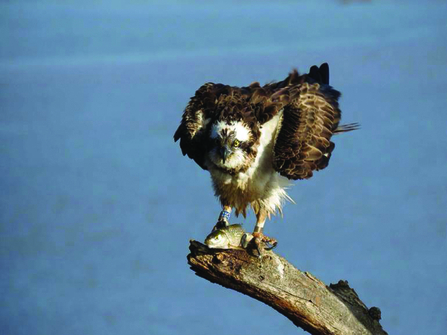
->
xmin=187 ymin=240 xmax=387 ymax=335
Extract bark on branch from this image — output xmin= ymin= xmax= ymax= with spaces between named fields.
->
xmin=187 ymin=240 xmax=387 ymax=335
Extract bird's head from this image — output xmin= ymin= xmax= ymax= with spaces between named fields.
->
xmin=208 ymin=120 xmax=255 ymax=172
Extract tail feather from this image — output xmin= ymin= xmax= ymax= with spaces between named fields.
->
xmin=334 ymin=122 xmax=360 ymax=134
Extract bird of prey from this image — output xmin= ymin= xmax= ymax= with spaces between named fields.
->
xmin=174 ymin=63 xmax=357 ymax=250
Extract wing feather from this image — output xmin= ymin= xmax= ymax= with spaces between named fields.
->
xmin=174 ymin=83 xmax=230 ymax=170
xmin=273 ymin=64 xmax=356 ymax=180
xmin=175 ymin=63 xmax=357 ymax=176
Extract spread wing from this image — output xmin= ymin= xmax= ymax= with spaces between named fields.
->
xmin=175 ymin=63 xmax=357 ymax=176
xmin=272 ymin=64 xmax=357 ymax=180
xmin=174 ymin=83 xmax=219 ymax=170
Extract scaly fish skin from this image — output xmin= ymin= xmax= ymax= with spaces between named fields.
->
xmin=205 ymin=224 xmax=250 ymax=249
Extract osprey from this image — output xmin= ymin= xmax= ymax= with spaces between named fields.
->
xmin=174 ymin=63 xmax=357 ymax=250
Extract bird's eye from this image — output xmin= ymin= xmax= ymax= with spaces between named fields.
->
xmin=233 ymin=140 xmax=240 ymax=147
xmin=214 ymin=236 xmax=219 ymax=240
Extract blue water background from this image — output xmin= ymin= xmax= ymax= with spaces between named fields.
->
xmin=1 ymin=1 xmax=446 ymax=334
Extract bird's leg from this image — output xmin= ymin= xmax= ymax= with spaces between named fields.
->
xmin=213 ymin=205 xmax=232 ymax=231
xmin=253 ymin=209 xmax=267 ymax=235
xmin=251 ymin=209 xmax=277 ymax=255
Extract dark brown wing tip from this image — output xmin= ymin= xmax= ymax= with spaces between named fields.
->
xmin=308 ymin=63 xmax=330 ymax=85
xmin=334 ymin=122 xmax=360 ymax=133
xmin=319 ymin=63 xmax=329 ymax=85
xmin=173 ymin=125 xmax=182 ymax=142
xmin=308 ymin=65 xmax=321 ymax=83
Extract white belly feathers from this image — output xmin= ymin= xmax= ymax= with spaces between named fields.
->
xmin=209 ymin=112 xmax=294 ymax=216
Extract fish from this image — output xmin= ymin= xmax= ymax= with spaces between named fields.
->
xmin=204 ymin=224 xmax=252 ymax=249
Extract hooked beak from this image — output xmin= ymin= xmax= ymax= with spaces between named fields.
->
xmin=220 ymin=146 xmax=232 ymax=164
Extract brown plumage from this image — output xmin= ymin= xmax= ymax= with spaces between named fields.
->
xmin=174 ymin=63 xmax=358 ymax=180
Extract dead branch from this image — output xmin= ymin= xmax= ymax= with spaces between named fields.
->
xmin=187 ymin=240 xmax=387 ymax=335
